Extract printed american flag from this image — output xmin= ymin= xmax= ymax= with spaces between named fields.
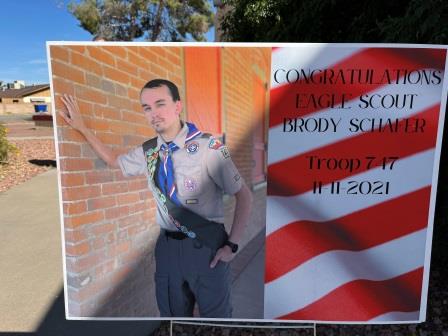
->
xmin=264 ymin=46 xmax=446 ymax=322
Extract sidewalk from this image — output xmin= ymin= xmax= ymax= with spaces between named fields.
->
xmin=0 ymin=170 xmax=160 ymax=335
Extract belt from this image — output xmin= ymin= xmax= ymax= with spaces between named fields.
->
xmin=164 ymin=230 xmax=187 ymax=240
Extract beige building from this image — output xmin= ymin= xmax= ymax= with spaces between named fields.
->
xmin=0 ymin=84 xmax=51 ymax=114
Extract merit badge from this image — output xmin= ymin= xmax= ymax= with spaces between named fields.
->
xmin=220 ymin=146 xmax=230 ymax=159
xmin=186 ymin=141 xmax=199 ymax=154
xmin=184 ymin=177 xmax=197 ymax=192
xmin=209 ymin=138 xmax=223 ymax=150
xmin=234 ymin=173 xmax=241 ymax=182
xmin=187 ymin=231 xmax=196 ymax=239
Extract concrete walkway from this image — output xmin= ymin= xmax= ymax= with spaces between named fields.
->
xmin=0 ymin=169 xmax=62 ymax=332
xmin=0 ymin=170 xmax=161 ymax=335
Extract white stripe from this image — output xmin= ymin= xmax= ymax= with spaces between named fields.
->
xmin=271 ymin=46 xmax=362 ymax=90
xmin=186 ymin=130 xmax=201 ymax=142
xmin=369 ymin=311 xmax=420 ymax=322
xmin=163 ymin=155 xmax=168 ymax=175
xmin=264 ymin=229 xmax=426 ymax=318
xmin=268 ymin=77 xmax=442 ymax=165
xmin=266 ymin=149 xmax=434 ymax=235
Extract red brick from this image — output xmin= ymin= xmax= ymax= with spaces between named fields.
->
xmin=88 ymin=196 xmax=117 ymax=211
xmin=63 ymin=185 xmax=101 ymax=201
xmin=66 ymin=241 xmax=91 ymax=256
xmin=86 ymin=73 xmax=102 ymax=88
xmin=118 ymin=213 xmax=141 ymax=228
xmin=127 ymin=50 xmax=148 ymax=69
xmin=65 ymin=210 xmax=104 ymax=228
xmin=85 ymin=171 xmax=114 ymax=185
xmin=115 ymin=84 xmax=127 ymax=97
xmin=51 ymin=46 xmax=70 ymax=63
xmin=52 ymin=78 xmax=74 ymax=96
xmin=127 ymin=88 xmax=140 ymax=101
xmin=59 ymin=143 xmax=81 ymax=157
xmin=106 ymin=241 xmax=130 ymax=258
xmin=68 ymin=46 xmax=86 ymax=54
xmin=166 ymin=50 xmax=181 ymax=66
xmin=116 ymin=59 xmax=138 ymax=76
xmin=95 ymin=259 xmax=115 ymax=278
xmin=135 ymin=125 xmax=152 ymax=137
xmin=130 ymin=76 xmax=146 ymax=89
xmin=117 ymin=193 xmax=140 ymax=205
xmin=84 ymin=118 xmax=110 ymax=131
xmin=129 ymin=201 xmax=148 ymax=213
xmin=87 ymin=47 xmax=115 ymax=66
xmin=60 ymin=158 xmax=94 ymax=171
xmin=107 ymin=95 xmax=132 ymax=110
xmin=75 ymin=85 xmax=107 ymax=105
xmin=103 ymin=66 xmax=130 ymax=84
xmin=77 ymin=100 xmax=94 ymax=116
xmin=101 ymin=182 xmax=128 ymax=195
xmin=105 ymin=205 xmax=130 ymax=220
xmin=138 ymin=69 xmax=151 ymax=82
xmin=120 ymin=110 xmax=143 ymax=124
xmin=96 ymin=132 xmax=122 ymax=145
xmin=150 ymin=47 xmax=167 ymax=59
xmin=65 ymin=228 xmax=88 ymax=243
xmin=150 ymin=63 xmax=167 ymax=78
xmin=94 ymin=105 xmax=121 ymax=120
xmin=52 ymin=61 xmax=85 ymax=84
xmin=157 ymin=56 xmax=175 ymax=73
xmin=64 ymin=201 xmax=88 ymax=215
xmin=90 ymin=223 xmax=116 ymax=235
xmin=138 ymin=47 xmax=158 ymax=63
xmin=108 ymin=121 xmax=134 ymax=135
xmin=103 ymin=46 xmax=127 ymax=59
xmin=127 ymin=224 xmax=145 ymax=237
xmin=71 ymin=52 xmax=102 ymax=76
xmin=128 ymin=179 xmax=147 ymax=191
xmin=61 ymin=173 xmax=85 ymax=187
xmin=92 ymin=237 xmax=106 ymax=250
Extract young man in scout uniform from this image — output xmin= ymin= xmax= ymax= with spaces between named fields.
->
xmin=59 ymin=79 xmax=253 ymax=318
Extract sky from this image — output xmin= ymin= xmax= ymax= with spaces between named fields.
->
xmin=0 ymin=1 xmax=215 ymax=85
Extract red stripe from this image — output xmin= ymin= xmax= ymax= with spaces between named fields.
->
xmin=265 ymin=187 xmax=430 ymax=283
xmin=270 ymin=48 xmax=445 ymax=127
xmin=278 ymin=268 xmax=423 ymax=321
xmin=267 ymin=106 xmax=439 ymax=196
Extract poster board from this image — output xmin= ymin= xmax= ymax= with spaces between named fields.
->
xmin=47 ymin=42 xmax=447 ymax=323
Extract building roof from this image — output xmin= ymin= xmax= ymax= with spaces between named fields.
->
xmin=0 ymin=84 xmax=50 ymax=98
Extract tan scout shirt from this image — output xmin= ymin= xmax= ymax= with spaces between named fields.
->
xmin=117 ymin=123 xmax=243 ymax=231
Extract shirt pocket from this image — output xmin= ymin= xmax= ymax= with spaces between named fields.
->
xmin=175 ymin=163 xmax=203 ymax=200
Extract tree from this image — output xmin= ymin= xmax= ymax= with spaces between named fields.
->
xmin=68 ymin=0 xmax=214 ymax=41
xmin=220 ymin=0 xmax=448 ymax=43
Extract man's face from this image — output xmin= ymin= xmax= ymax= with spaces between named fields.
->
xmin=140 ymin=85 xmax=181 ymax=134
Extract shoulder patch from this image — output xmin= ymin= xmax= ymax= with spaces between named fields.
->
xmin=220 ymin=146 xmax=230 ymax=159
xmin=208 ymin=137 xmax=224 ymax=150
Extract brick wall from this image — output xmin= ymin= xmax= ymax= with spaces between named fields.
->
xmin=51 ymin=45 xmax=183 ymax=317
xmin=221 ymin=47 xmax=271 ymax=246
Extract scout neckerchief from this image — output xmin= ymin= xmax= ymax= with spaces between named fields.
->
xmin=157 ymin=122 xmax=201 ymax=206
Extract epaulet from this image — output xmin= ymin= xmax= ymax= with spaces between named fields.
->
xmin=142 ymin=137 xmax=158 ymax=152
xmin=207 ymin=136 xmax=225 ymax=150
xmin=201 ymin=133 xmax=212 ymax=138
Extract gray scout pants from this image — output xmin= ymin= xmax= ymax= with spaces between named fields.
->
xmin=154 ymin=231 xmax=232 ymax=318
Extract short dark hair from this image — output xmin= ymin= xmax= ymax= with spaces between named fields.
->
xmin=141 ymin=79 xmax=180 ymax=102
